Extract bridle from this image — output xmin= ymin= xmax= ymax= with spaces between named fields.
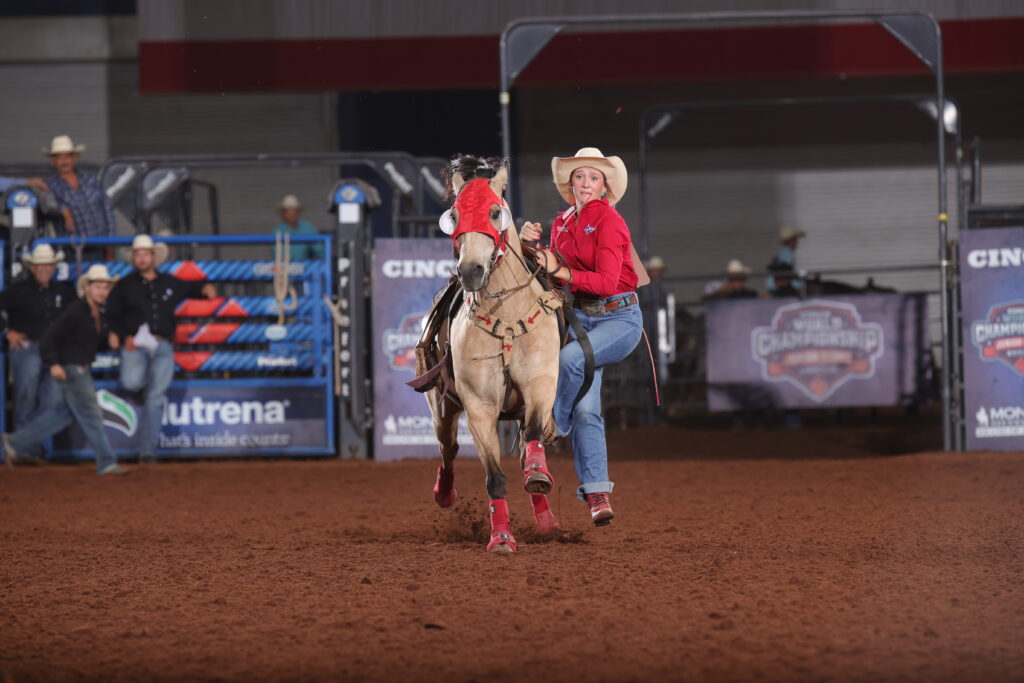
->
xmin=440 ymin=176 xmax=531 ymax=302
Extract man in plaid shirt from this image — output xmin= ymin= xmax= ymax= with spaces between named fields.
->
xmin=42 ymin=135 xmax=115 ymax=260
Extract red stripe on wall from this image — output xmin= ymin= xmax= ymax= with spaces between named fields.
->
xmin=139 ymin=17 xmax=1024 ymax=93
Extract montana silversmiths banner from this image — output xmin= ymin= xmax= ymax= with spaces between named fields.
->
xmin=372 ymin=239 xmax=475 ymax=461
xmin=55 ymin=383 xmax=330 ymax=456
xmin=706 ymin=294 xmax=931 ymax=410
xmin=960 ymin=226 xmax=1024 ymax=450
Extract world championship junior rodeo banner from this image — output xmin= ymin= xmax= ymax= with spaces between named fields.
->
xmin=960 ymin=226 xmax=1024 ymax=451
xmin=371 ymin=239 xmax=475 ymax=461
xmin=706 ymin=294 xmax=932 ymax=410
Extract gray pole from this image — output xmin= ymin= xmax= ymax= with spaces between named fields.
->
xmin=638 ymin=112 xmax=650 ymax=259
xmin=932 ymin=29 xmax=952 ymax=452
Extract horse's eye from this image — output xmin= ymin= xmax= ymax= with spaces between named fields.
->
xmin=490 ymin=207 xmax=500 ymax=221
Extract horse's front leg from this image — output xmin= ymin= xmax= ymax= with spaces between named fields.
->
xmin=465 ymin=403 xmax=516 ymax=553
xmin=429 ymin=393 xmax=461 ymax=508
xmin=520 ymin=375 xmax=559 ymax=534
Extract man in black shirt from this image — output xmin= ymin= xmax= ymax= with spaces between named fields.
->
xmin=105 ymin=234 xmax=217 ymax=463
xmin=3 ymin=265 xmax=129 ymax=474
xmin=0 ymin=244 xmax=76 ymax=451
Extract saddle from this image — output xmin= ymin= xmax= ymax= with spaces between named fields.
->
xmin=405 ymin=276 xmax=463 ymax=398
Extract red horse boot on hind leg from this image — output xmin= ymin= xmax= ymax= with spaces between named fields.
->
xmin=433 ymin=465 xmax=458 ymax=507
xmin=487 ymin=499 xmax=517 ymax=553
xmin=522 ymin=440 xmax=554 ymax=495
xmin=529 ymin=493 xmax=559 ymax=535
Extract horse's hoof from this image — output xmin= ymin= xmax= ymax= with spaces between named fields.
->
xmin=523 ymin=472 xmax=552 ymax=495
xmin=487 ymin=531 xmax=517 ymax=553
xmin=433 ymin=466 xmax=457 ymax=507
xmin=534 ymin=509 xmax=559 ymax=535
xmin=434 ymin=487 xmax=458 ymax=508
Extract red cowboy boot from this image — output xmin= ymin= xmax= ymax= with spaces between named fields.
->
xmin=522 ymin=440 xmax=554 ymax=494
xmin=487 ymin=499 xmax=517 ymax=553
xmin=433 ymin=465 xmax=457 ymax=507
xmin=530 ymin=493 xmax=559 ymax=535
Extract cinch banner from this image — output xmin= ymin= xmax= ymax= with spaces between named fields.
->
xmin=57 ymin=383 xmax=329 ymax=456
xmin=960 ymin=226 xmax=1024 ymax=451
xmin=706 ymin=294 xmax=931 ymax=410
xmin=372 ymin=239 xmax=475 ymax=461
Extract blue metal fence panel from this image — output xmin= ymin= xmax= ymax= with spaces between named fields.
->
xmin=8 ymin=235 xmax=336 ymax=459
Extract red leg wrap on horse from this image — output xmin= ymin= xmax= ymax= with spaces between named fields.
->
xmin=487 ymin=499 xmax=517 ymax=553
xmin=522 ymin=440 xmax=554 ymax=494
xmin=433 ymin=465 xmax=457 ymax=507
xmin=530 ymin=493 xmax=559 ymax=535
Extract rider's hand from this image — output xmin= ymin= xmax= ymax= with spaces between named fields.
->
xmin=533 ymin=249 xmax=558 ymax=272
xmin=519 ymin=221 xmax=542 ymax=243
xmin=5 ymin=330 xmax=28 ymax=350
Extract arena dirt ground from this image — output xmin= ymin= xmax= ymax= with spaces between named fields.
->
xmin=1 ymin=422 xmax=1021 ymax=682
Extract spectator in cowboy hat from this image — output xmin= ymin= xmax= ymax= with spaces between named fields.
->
xmin=105 ymin=234 xmax=217 ymax=464
xmin=0 ymin=244 xmax=77 ymax=455
xmin=2 ymin=264 xmax=129 ymax=475
xmin=41 ymin=135 xmax=116 ymax=262
xmin=765 ymin=225 xmax=806 ymax=295
xmin=645 ymin=255 xmax=665 ymax=280
xmin=703 ymin=259 xmax=758 ymax=301
xmin=273 ymin=194 xmax=323 ymax=261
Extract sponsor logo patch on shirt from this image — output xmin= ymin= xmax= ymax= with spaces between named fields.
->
xmin=556 ymin=225 xmax=569 ymax=233
xmin=584 ymin=225 xmax=597 ymax=234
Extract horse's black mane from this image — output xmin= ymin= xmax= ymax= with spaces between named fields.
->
xmin=441 ymin=154 xmax=509 ymax=203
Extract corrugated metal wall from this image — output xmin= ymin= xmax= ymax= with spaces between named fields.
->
xmin=137 ymin=0 xmax=1024 ymax=41
xmin=0 ymin=63 xmax=112 ymax=163
xmin=107 ymin=63 xmax=337 ymax=256
xmin=0 ymin=62 xmax=338 ymax=256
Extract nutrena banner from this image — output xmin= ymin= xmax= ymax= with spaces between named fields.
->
xmin=56 ymin=383 xmax=330 ymax=457
xmin=372 ymin=239 xmax=475 ymax=462
xmin=706 ymin=294 xmax=932 ymax=410
xmin=960 ymin=226 xmax=1024 ymax=451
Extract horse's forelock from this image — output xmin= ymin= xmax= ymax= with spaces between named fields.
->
xmin=443 ymin=154 xmax=509 ymax=203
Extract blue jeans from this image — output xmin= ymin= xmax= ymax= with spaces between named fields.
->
xmin=554 ymin=294 xmax=643 ymax=500
xmin=8 ymin=364 xmax=117 ymax=473
xmin=120 ymin=340 xmax=174 ymax=458
xmin=10 ymin=344 xmax=61 ymax=454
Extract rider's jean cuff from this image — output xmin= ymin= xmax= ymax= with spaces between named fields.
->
xmin=577 ymin=481 xmax=614 ymax=502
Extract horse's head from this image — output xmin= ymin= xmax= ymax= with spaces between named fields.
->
xmin=440 ymin=162 xmax=511 ymax=292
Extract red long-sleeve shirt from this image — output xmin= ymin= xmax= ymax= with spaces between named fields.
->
xmin=549 ymin=199 xmax=638 ymax=298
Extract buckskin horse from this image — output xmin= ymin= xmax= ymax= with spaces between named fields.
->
xmin=409 ymin=155 xmax=563 ymax=553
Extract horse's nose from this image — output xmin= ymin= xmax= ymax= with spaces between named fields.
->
xmin=458 ymin=262 xmax=486 ymax=291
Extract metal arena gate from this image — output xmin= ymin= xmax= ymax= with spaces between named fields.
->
xmin=1 ymin=234 xmax=337 ymax=459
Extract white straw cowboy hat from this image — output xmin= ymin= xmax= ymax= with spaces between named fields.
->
xmin=22 ymin=243 xmax=65 ymax=266
xmin=551 ymin=147 xmax=628 ymax=206
xmin=725 ymin=259 xmax=752 ymax=276
xmin=278 ymin=194 xmax=302 ymax=210
xmin=121 ymin=233 xmax=170 ymax=266
xmin=777 ymin=226 xmax=807 ymax=243
xmin=76 ymin=264 xmax=117 ymax=297
xmin=42 ymin=135 xmax=86 ymax=156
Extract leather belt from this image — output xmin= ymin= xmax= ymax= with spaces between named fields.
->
xmin=573 ymin=294 xmax=638 ymax=317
